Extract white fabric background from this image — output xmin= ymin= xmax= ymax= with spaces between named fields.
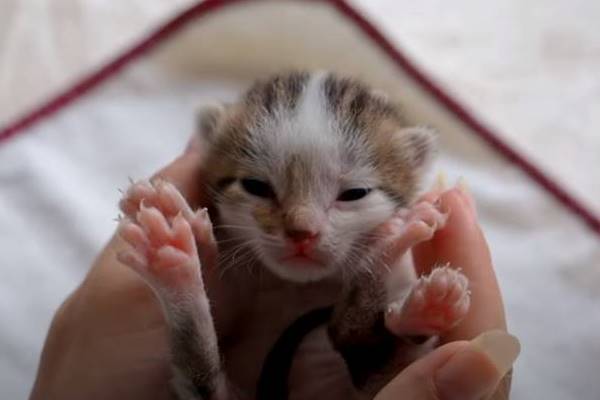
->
xmin=1 ymin=1 xmax=599 ymax=399
xmin=2 ymin=0 xmax=598 ymax=213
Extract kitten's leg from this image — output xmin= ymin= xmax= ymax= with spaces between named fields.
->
xmin=117 ymin=179 xmax=228 ymax=400
xmin=329 ymin=201 xmax=470 ymax=396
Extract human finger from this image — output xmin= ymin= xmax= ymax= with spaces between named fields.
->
xmin=374 ymin=331 xmax=519 ymax=400
xmin=412 ymin=184 xmax=506 ymax=342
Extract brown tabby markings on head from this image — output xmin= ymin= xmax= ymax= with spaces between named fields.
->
xmin=322 ymin=75 xmax=424 ymax=206
xmin=202 ymin=72 xmax=434 ymax=233
xmin=245 ymin=71 xmax=309 ymax=115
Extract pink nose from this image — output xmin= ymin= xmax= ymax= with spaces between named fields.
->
xmin=285 ymin=229 xmax=319 ymax=248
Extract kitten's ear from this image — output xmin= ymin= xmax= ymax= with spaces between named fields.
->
xmin=196 ymin=102 xmax=228 ymax=143
xmin=392 ymin=126 xmax=437 ymax=172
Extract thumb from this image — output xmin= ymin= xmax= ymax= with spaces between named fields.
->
xmin=375 ymin=331 xmax=520 ymax=400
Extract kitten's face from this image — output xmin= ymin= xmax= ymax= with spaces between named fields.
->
xmin=203 ymin=72 xmax=433 ymax=282
xmin=216 ymin=143 xmax=397 ymax=283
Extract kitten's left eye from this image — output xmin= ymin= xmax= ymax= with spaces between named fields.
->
xmin=240 ymin=178 xmax=275 ymax=199
xmin=337 ymin=188 xmax=372 ymax=202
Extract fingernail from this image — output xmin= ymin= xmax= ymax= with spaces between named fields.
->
xmin=431 ymin=171 xmax=448 ymax=192
xmin=435 ymin=330 xmax=520 ymax=400
xmin=470 ymin=330 xmax=520 ymax=376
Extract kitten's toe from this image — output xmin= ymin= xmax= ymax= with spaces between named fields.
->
xmin=119 ymin=179 xmax=157 ymax=217
xmin=119 ymin=178 xmax=194 ymax=221
xmin=400 ymin=200 xmax=448 ymax=238
xmin=379 ymin=201 xmax=448 ymax=263
xmin=136 ymin=202 xmax=172 ymax=245
xmin=189 ymin=208 xmax=217 ymax=269
xmin=154 ymin=179 xmax=195 ymax=220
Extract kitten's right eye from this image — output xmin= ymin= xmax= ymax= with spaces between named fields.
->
xmin=240 ymin=178 xmax=275 ymax=199
xmin=337 ymin=188 xmax=372 ymax=202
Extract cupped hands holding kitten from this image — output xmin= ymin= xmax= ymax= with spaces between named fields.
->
xmin=30 ymin=136 xmax=519 ymax=400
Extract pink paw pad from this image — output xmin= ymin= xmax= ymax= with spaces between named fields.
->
xmin=385 ymin=266 xmax=470 ymax=337
xmin=116 ymin=179 xmax=215 ymax=292
xmin=118 ymin=206 xmax=202 ymax=291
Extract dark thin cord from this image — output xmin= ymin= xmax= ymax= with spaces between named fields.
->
xmin=256 ymin=306 xmax=333 ymax=400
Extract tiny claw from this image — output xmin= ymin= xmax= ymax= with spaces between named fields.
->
xmin=151 ymin=176 xmax=166 ymax=188
xmin=431 ymin=171 xmax=448 ymax=192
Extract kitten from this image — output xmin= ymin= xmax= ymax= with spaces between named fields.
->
xmin=117 ymin=71 xmax=470 ymax=400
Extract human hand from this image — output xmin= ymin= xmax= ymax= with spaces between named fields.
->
xmin=375 ymin=181 xmax=520 ymax=400
xmin=29 ymin=137 xmax=206 ymax=400
xmin=31 ymin=137 xmax=518 ymax=400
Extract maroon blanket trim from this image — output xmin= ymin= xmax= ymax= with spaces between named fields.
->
xmin=329 ymin=0 xmax=600 ymax=235
xmin=0 ymin=0 xmax=598 ymax=236
xmin=0 ymin=0 xmax=242 ymax=144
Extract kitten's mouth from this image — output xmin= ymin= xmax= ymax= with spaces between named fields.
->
xmin=280 ymin=253 xmax=323 ymax=267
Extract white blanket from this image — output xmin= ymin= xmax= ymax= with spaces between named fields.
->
xmin=1 ymin=1 xmax=599 ymax=399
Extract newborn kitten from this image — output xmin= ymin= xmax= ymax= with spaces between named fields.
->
xmin=117 ymin=71 xmax=470 ymax=400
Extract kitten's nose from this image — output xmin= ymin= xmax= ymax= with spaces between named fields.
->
xmin=285 ymin=229 xmax=319 ymax=247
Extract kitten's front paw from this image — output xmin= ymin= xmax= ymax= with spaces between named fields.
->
xmin=116 ymin=179 xmax=216 ymax=294
xmin=118 ymin=209 xmax=203 ymax=291
xmin=379 ymin=200 xmax=448 ymax=263
xmin=384 ymin=201 xmax=448 ymax=248
xmin=385 ymin=266 xmax=470 ymax=337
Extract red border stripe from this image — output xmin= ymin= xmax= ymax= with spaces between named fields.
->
xmin=329 ymin=0 xmax=600 ymax=235
xmin=0 ymin=0 xmax=241 ymax=144
xmin=1 ymin=0 xmax=598 ymax=236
